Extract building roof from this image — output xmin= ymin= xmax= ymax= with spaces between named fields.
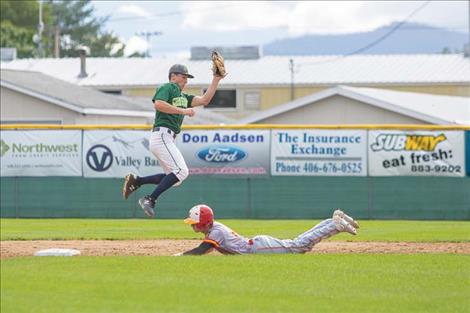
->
xmin=1 ymin=69 xmax=152 ymax=117
xmin=119 ymin=96 xmax=235 ymax=125
xmin=238 ymin=86 xmax=470 ymax=125
xmin=1 ymin=54 xmax=469 ymax=87
xmin=0 ymin=69 xmax=233 ymax=124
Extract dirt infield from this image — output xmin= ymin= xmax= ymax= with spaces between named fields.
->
xmin=1 ymin=240 xmax=470 ymax=258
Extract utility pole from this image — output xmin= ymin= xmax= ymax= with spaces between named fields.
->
xmin=33 ymin=0 xmax=44 ymax=58
xmin=289 ymin=58 xmax=295 ymax=101
xmin=136 ymin=31 xmax=162 ymax=57
xmin=54 ymin=26 xmax=60 ymax=58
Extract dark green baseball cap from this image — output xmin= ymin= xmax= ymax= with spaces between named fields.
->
xmin=169 ymin=64 xmax=194 ymax=78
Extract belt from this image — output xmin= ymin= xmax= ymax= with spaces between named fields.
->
xmin=153 ymin=126 xmax=176 ymax=139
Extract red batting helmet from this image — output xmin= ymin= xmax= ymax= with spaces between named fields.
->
xmin=184 ymin=204 xmax=214 ymax=228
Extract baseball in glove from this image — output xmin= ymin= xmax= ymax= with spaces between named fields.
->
xmin=211 ymin=50 xmax=227 ymax=77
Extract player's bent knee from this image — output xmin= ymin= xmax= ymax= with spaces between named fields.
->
xmin=180 ymin=166 xmax=189 ymax=181
xmin=173 ymin=167 xmax=189 ymax=186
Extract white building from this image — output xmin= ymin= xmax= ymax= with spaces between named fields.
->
xmin=0 ymin=69 xmax=233 ymax=125
xmin=2 ymin=54 xmax=469 ymax=120
xmin=239 ymin=86 xmax=470 ymax=125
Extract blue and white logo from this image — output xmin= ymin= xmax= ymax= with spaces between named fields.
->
xmin=197 ymin=146 xmax=247 ymax=163
xmin=87 ymin=144 xmax=113 ymax=171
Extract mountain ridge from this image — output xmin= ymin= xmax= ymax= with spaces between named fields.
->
xmin=263 ymin=22 xmax=468 ymax=55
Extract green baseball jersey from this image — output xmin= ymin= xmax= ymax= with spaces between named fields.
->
xmin=152 ymin=82 xmax=194 ymax=134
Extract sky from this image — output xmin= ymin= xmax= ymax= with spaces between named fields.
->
xmin=91 ymin=1 xmax=469 ymax=57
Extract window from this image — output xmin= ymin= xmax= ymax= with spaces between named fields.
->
xmin=244 ymin=91 xmax=261 ymax=110
xmin=101 ymin=90 xmax=122 ymax=95
xmin=203 ymin=89 xmax=236 ymax=109
xmin=0 ymin=120 xmax=62 ymax=124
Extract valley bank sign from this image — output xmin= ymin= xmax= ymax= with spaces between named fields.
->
xmin=83 ymin=131 xmax=164 ymax=178
xmin=178 ymin=130 xmax=270 ymax=175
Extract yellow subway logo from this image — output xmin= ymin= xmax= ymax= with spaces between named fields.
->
xmin=371 ymin=133 xmax=446 ymax=151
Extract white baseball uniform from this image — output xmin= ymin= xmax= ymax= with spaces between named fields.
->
xmin=149 ymin=127 xmax=188 ymax=185
xmin=150 ymin=82 xmax=193 ymax=184
xmin=203 ymin=219 xmax=341 ymax=255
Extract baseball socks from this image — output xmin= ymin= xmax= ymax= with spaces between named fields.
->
xmin=138 ymin=173 xmax=180 ymax=217
xmin=149 ymin=173 xmax=180 ymax=202
xmin=136 ymin=173 xmax=166 ymax=185
xmin=124 ymin=173 xmax=165 ymax=200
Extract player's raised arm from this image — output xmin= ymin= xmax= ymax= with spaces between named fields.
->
xmin=192 ymin=50 xmax=227 ymax=107
xmin=192 ymin=75 xmax=224 ymax=107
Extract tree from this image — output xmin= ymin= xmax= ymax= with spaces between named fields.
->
xmin=0 ymin=1 xmax=51 ymax=58
xmin=0 ymin=1 xmax=50 ymax=30
xmin=0 ymin=21 xmax=36 ymax=58
xmin=441 ymin=47 xmax=451 ymax=54
xmin=0 ymin=0 xmax=125 ymax=58
xmin=88 ymin=33 xmax=125 ymax=57
xmin=44 ymin=0 xmax=124 ymax=57
xmin=128 ymin=51 xmax=146 ymax=58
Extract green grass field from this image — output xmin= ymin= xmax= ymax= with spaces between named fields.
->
xmin=1 ymin=219 xmax=470 ymax=313
xmin=2 ymin=219 xmax=470 ymax=241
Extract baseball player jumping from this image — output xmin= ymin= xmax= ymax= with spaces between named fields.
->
xmin=174 ymin=205 xmax=359 ymax=255
xmin=122 ymin=64 xmax=225 ymax=217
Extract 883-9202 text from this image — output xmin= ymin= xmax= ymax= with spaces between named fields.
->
xmin=411 ymin=164 xmax=462 ymax=173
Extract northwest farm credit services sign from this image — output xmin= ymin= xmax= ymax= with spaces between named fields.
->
xmin=178 ymin=130 xmax=270 ymax=176
xmin=0 ymin=130 xmax=82 ymax=177
xmin=368 ymin=130 xmax=465 ymax=177
xmin=271 ymin=130 xmax=367 ymax=176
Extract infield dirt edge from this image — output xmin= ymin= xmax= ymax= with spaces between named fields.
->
xmin=2 ymin=240 xmax=469 ymax=258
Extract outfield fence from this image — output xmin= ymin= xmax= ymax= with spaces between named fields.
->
xmin=1 ymin=124 xmax=469 ymax=220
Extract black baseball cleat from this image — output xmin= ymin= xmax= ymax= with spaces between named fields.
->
xmin=122 ymin=173 xmax=140 ymax=200
xmin=139 ymin=195 xmax=156 ymax=218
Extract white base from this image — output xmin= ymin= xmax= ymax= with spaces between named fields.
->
xmin=34 ymin=248 xmax=81 ymax=257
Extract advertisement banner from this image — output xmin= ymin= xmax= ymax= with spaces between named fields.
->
xmin=271 ymin=130 xmax=367 ymax=176
xmin=0 ymin=130 xmax=81 ymax=177
xmin=368 ymin=130 xmax=465 ymax=177
xmin=83 ymin=131 xmax=164 ymax=178
xmin=178 ymin=130 xmax=270 ymax=176
xmin=466 ymin=131 xmax=470 ymax=176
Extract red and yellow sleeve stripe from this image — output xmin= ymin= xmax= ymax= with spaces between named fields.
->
xmin=203 ymin=239 xmax=220 ymax=248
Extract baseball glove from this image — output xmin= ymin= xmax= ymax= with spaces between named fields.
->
xmin=211 ymin=50 xmax=227 ymax=77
